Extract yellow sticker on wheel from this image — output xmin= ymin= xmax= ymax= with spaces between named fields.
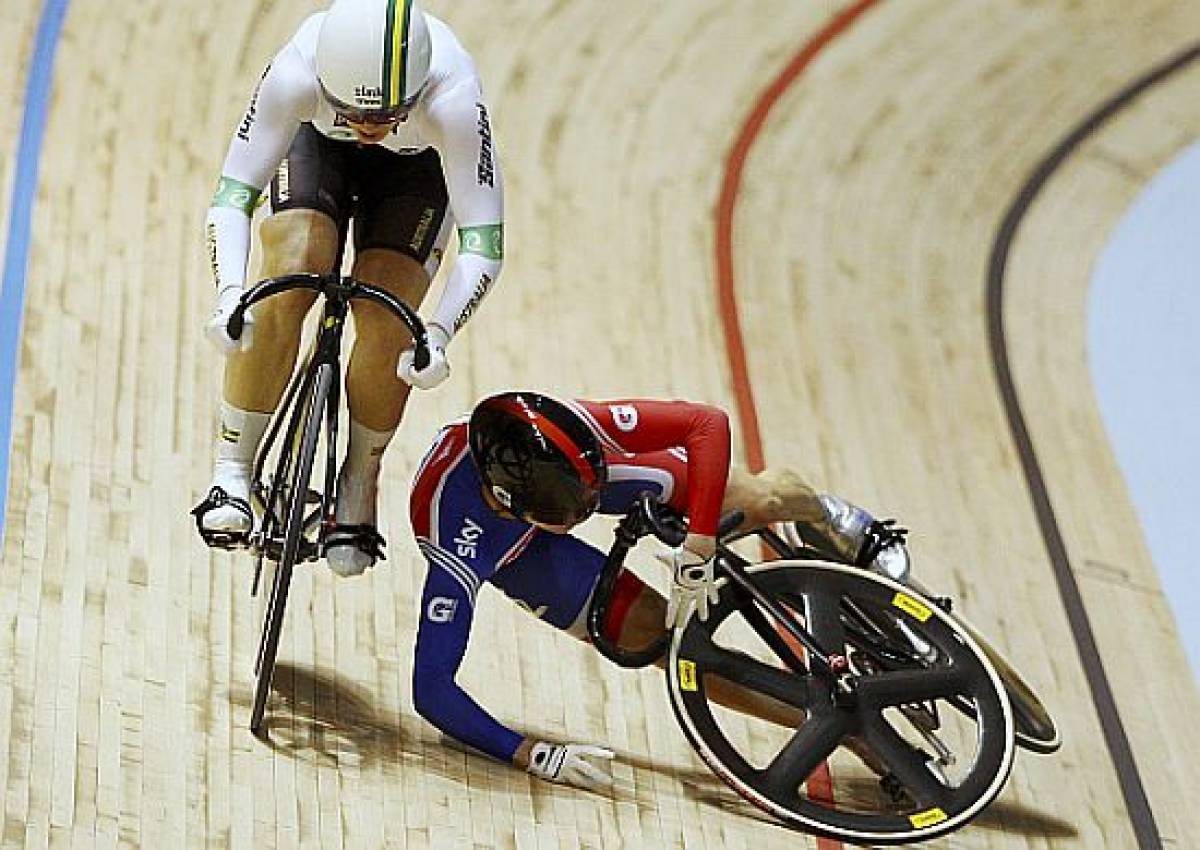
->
xmin=909 ymin=807 xmax=948 ymax=829
xmin=892 ymin=592 xmax=932 ymax=623
xmin=678 ymin=659 xmax=698 ymax=692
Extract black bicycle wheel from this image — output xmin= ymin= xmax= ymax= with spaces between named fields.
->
xmin=250 ymin=362 xmax=332 ymax=733
xmin=948 ymin=614 xmax=1060 ymax=754
xmin=901 ymin=578 xmax=1060 ymax=754
xmin=667 ymin=561 xmax=1014 ymax=845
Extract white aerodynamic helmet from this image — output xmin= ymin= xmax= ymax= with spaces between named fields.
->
xmin=316 ymin=0 xmax=432 ymax=121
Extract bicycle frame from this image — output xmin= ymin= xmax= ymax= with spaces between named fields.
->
xmin=231 ymin=273 xmax=429 ymax=590
xmin=588 ymin=495 xmax=854 ymax=689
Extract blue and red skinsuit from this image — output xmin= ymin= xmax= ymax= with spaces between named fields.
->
xmin=408 ymin=398 xmax=731 ymax=761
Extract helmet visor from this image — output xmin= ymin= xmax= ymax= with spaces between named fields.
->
xmin=516 ymin=474 xmax=600 ymax=528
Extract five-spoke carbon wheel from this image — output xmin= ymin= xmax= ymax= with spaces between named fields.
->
xmin=667 ymin=561 xmax=1015 ymax=845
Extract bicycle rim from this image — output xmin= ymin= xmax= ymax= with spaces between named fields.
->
xmin=905 ymin=578 xmax=1060 ymax=754
xmin=666 ymin=561 xmax=1015 ymax=845
xmin=250 ymin=363 xmax=332 ymax=733
xmin=951 ymin=615 xmax=1061 ymax=754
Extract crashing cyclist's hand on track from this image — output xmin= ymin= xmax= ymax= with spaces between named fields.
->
xmin=205 ymin=286 xmax=254 ymax=354
xmin=524 ymin=740 xmax=614 ymax=792
xmin=398 ymin=323 xmax=450 ymax=390
xmin=663 ymin=532 xmax=719 ymax=629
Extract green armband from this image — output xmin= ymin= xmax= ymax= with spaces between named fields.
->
xmin=211 ymin=176 xmax=261 ymax=217
xmin=458 ymin=223 xmax=504 ymax=260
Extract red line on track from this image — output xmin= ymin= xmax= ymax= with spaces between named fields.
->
xmin=713 ymin=2 xmax=882 ymax=847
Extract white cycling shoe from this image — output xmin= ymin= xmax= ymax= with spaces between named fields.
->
xmin=325 ymin=470 xmax=385 ymax=577
xmin=191 ymin=464 xmax=253 ymax=549
xmin=782 ymin=495 xmax=911 ymax=583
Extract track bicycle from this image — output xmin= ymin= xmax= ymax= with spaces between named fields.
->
xmin=587 ymin=495 xmax=1053 ymax=845
xmin=222 ymin=273 xmax=428 ymax=733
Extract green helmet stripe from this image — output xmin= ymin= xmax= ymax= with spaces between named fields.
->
xmin=382 ymin=0 xmax=413 ymax=108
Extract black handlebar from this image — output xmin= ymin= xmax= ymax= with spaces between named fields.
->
xmin=228 ymin=273 xmax=431 ymax=371
xmin=587 ymin=494 xmax=745 ymax=668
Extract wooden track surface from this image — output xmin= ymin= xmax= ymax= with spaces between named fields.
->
xmin=1 ymin=1 xmax=1197 ymax=847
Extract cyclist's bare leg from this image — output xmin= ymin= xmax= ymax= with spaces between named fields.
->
xmin=196 ymin=210 xmax=336 ymax=538
xmin=223 ymin=209 xmax=336 ymax=409
xmin=722 ymin=467 xmax=908 ymax=576
xmin=722 ymin=467 xmax=826 ymax=528
xmin=344 ymin=248 xmax=430 ymax=430
xmin=326 ymin=248 xmax=431 ymax=575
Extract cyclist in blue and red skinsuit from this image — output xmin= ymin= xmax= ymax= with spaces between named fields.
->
xmin=408 ymin=392 xmax=908 ymax=791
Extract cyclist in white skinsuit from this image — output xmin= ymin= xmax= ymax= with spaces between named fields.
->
xmin=193 ymin=0 xmax=504 ymax=576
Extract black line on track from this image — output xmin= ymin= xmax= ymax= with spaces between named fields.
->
xmin=987 ymin=41 xmax=1200 ymax=850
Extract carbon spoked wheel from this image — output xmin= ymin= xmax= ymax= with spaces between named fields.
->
xmin=667 ymin=561 xmax=1014 ymax=845
xmin=249 ymin=364 xmax=331 ymax=733
xmin=950 ymin=615 xmax=1060 ymax=754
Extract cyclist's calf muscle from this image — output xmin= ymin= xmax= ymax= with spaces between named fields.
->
xmin=345 ymin=248 xmax=433 ymax=431
xmin=723 ymin=467 xmax=826 ymax=530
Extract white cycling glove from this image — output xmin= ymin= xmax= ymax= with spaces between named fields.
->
xmin=398 ymin=324 xmax=451 ymax=390
xmin=664 ymin=544 xmax=719 ymax=629
xmin=205 ymin=286 xmax=253 ymax=354
xmin=526 ymin=741 xmax=614 ymax=792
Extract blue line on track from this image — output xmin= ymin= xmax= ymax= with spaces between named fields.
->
xmin=0 ymin=0 xmax=71 ymax=543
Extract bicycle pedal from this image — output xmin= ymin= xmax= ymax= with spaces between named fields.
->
xmin=198 ymin=529 xmax=251 ymax=551
xmin=258 ymin=537 xmax=321 ymax=564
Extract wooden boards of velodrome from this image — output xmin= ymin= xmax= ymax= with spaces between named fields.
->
xmin=0 ymin=0 xmax=1196 ymax=847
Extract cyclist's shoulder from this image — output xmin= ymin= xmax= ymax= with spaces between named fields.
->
xmin=571 ymin=398 xmax=671 ymax=434
xmin=248 ymin=14 xmax=321 ymax=116
xmin=426 ymin=13 xmax=473 ymax=70
xmin=274 ymin=13 xmax=322 ymax=82
xmin=420 ymin=15 xmax=486 ymax=110
xmin=413 ymin=420 xmax=471 ymax=484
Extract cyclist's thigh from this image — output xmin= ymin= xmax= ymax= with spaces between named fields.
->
xmin=261 ymin=123 xmax=350 ymax=279
xmin=349 ymin=147 xmax=450 ymax=305
xmin=491 ymin=533 xmax=605 ymax=637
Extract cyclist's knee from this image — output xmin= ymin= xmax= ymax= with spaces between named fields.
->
xmin=350 ymin=249 xmax=430 ymax=344
xmin=253 ymin=288 xmax=316 ymax=340
xmin=259 ymin=209 xmax=340 ymax=276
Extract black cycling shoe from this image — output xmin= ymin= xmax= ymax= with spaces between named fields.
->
xmin=191 ymin=486 xmax=253 ymax=550
xmin=854 ymin=519 xmax=909 ymax=568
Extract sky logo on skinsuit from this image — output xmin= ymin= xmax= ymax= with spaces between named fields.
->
xmin=455 ymin=516 xmax=484 ymax=559
xmin=609 ymin=405 xmax=638 ymax=432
